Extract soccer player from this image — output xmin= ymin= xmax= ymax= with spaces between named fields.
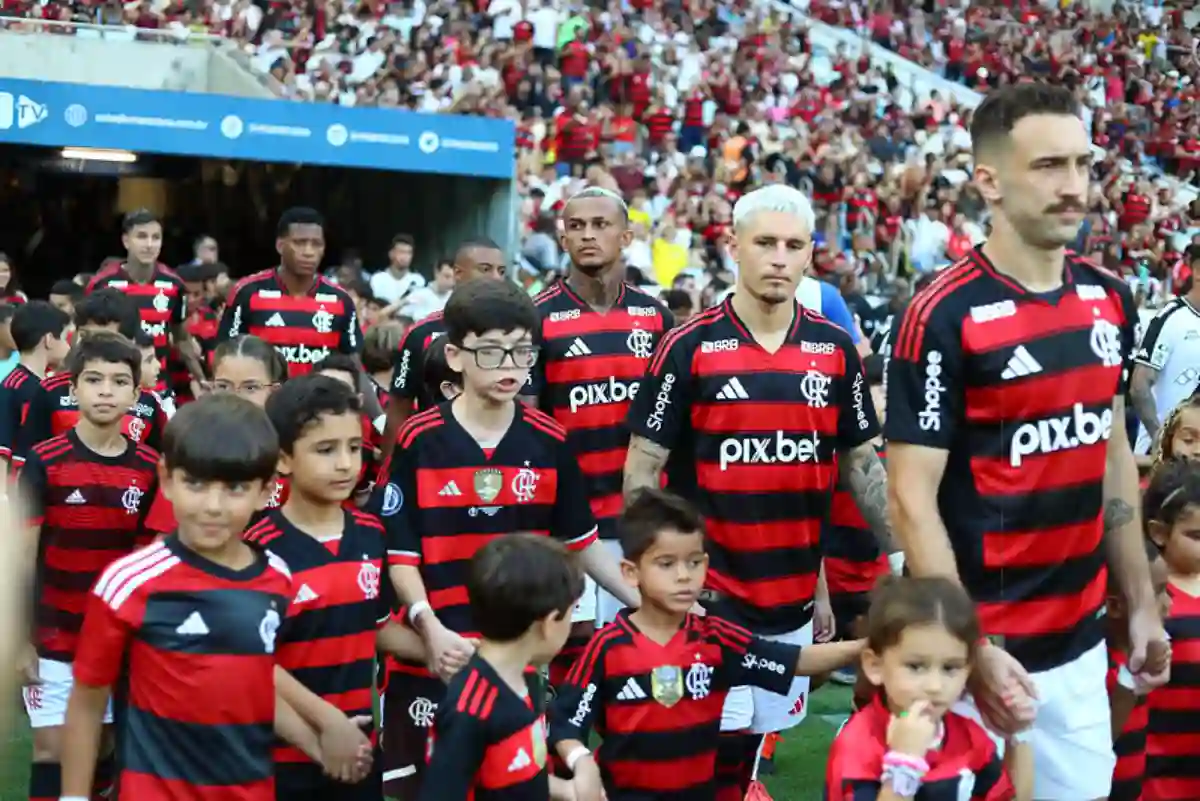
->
xmin=381 ymin=237 xmax=508 ymax=459
xmin=380 ymin=279 xmax=633 ymax=681
xmin=1129 ymin=273 xmax=1200 ymax=455
xmin=19 ymin=332 xmax=158 ymax=801
xmin=219 ymin=208 xmax=364 ymax=379
xmin=885 ymin=83 xmax=1168 ymax=799
xmin=623 ymin=184 xmax=891 ymax=795
xmin=0 ymin=301 xmax=71 ymax=477
xmin=248 ymin=375 xmax=425 ymax=801
xmin=417 ymin=533 xmax=584 ymax=801
xmin=15 ymin=290 xmax=168 ymax=460
xmin=59 ymin=394 xmax=360 ymax=801
xmin=86 ymin=209 xmax=207 ymax=393
xmin=550 ymin=489 xmax=863 ymax=800
xmin=529 ymin=187 xmax=672 ymax=633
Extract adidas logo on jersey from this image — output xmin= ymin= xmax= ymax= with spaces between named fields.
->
xmin=615 ymin=678 xmax=646 ymax=701
xmin=507 ymin=748 xmax=532 ymax=772
xmin=439 ymin=481 xmax=463 ymax=497
xmin=176 ymin=611 xmax=209 ymax=636
xmin=265 ymin=313 xmax=286 ymax=327
xmin=65 ymin=490 xmax=86 ymax=505
xmin=565 ymin=338 xmax=592 ymax=357
xmin=294 ymin=584 xmax=319 ymax=603
xmin=1001 ymin=346 xmax=1042 ymax=380
xmin=715 ymin=377 xmax=750 ymax=400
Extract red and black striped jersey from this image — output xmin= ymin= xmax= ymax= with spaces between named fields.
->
xmin=885 ymin=250 xmax=1136 ymax=671
xmin=548 ymin=611 xmax=799 ymax=799
xmin=389 ymin=311 xmax=445 ymax=410
xmin=417 ymin=654 xmax=550 ymax=801
xmin=378 ymin=403 xmax=598 ymax=637
xmin=824 ymin=444 xmax=889 ymax=597
xmin=21 ymin=430 xmax=157 ymax=661
xmin=1146 ymin=583 xmax=1200 ymax=801
xmin=625 ymin=299 xmax=878 ymax=633
xmin=0 ymin=363 xmax=41 ymax=464
xmin=15 ymin=373 xmax=166 ymax=461
xmin=87 ymin=262 xmax=187 ymax=372
xmin=529 ymin=282 xmax=672 ymax=536
xmin=218 ymin=269 xmax=362 ymax=377
xmin=244 ymin=508 xmax=389 ymax=764
xmin=74 ymin=537 xmax=292 ymax=801
xmin=826 ymin=696 xmax=1013 ymax=801
xmin=1108 ymin=647 xmax=1147 ymax=801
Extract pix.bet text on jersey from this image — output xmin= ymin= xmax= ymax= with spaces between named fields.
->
xmin=529 ymin=282 xmax=672 ymax=535
xmin=886 ymin=250 xmax=1137 ymax=671
xmin=88 ymin=263 xmax=188 ymax=374
xmin=626 ymin=299 xmax=879 ymax=632
xmin=219 ymin=270 xmax=362 ymax=377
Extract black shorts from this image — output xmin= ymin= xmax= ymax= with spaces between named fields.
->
xmin=380 ymin=666 xmax=444 ymax=799
xmin=275 ymin=758 xmax=382 ymax=801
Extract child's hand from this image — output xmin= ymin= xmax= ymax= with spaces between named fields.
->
xmin=571 ymin=755 xmax=606 ymax=801
xmin=886 ymin=700 xmax=939 ymax=758
xmin=1001 ymin=684 xmax=1037 ymax=728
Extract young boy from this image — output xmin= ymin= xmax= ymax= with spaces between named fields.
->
xmin=549 ymin=489 xmax=865 ymax=801
xmin=247 ymin=374 xmax=426 ymax=801
xmin=19 ymin=332 xmax=158 ymax=801
xmin=379 ymin=279 xmax=632 ymax=683
xmin=418 ymin=533 xmax=584 ymax=801
xmin=48 ymin=279 xmax=84 ymax=319
xmin=1107 ymin=539 xmax=1171 ymax=801
xmin=134 ymin=329 xmax=179 ymax=419
xmin=60 ymin=394 xmax=366 ymax=801
xmin=0 ymin=300 xmax=71 ymax=476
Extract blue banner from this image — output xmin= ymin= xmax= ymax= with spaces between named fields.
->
xmin=0 ymin=78 xmax=514 ymax=180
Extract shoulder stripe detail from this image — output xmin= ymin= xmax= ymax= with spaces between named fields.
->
xmin=32 ymin=435 xmax=72 ymax=458
xmin=243 ymin=518 xmax=277 ymax=544
xmin=707 ymin=616 xmax=753 ymax=653
xmin=226 ymin=269 xmax=275 ymax=301
xmin=154 ymin=263 xmax=185 ymax=282
xmin=522 ymin=406 xmax=567 ymax=437
xmin=3 ymin=370 xmax=27 ymax=389
xmin=396 ymin=410 xmax=443 ymax=449
xmin=42 ymin=373 xmax=71 ymax=389
xmin=532 ymin=284 xmax=564 ymax=306
xmin=349 ymin=508 xmax=385 ymax=530
xmin=266 ymin=549 xmax=292 ymax=578
xmin=893 ymin=262 xmax=980 ymax=362
xmin=646 ymin=304 xmax=724 ymax=375
xmin=565 ymin=625 xmax=624 ymax=686
xmin=93 ymin=544 xmax=179 ymax=610
xmin=134 ymin=444 xmax=160 ymax=464
xmin=457 ymin=670 xmax=499 ymax=719
xmin=87 ymin=263 xmax=123 ymax=292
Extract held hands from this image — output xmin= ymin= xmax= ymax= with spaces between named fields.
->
xmin=426 ymin=621 xmax=476 ymax=682
xmin=886 ymin=700 xmax=939 ymax=757
xmin=317 ymin=713 xmax=374 ymax=783
xmin=1128 ymin=604 xmax=1171 ymax=690
xmin=571 ymin=755 xmax=607 ymax=801
xmin=814 ymin=596 xmax=836 ymax=643
xmin=970 ymin=642 xmax=1039 ymax=737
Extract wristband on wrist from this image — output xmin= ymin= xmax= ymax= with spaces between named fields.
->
xmin=882 ymin=751 xmax=929 ymax=773
xmin=564 ymin=745 xmax=592 ymax=772
xmin=1116 ymin=664 xmax=1136 ymax=691
xmin=1009 ymin=728 xmax=1034 ymax=745
xmin=408 ymin=600 xmax=432 ymax=626
xmin=61 ymin=796 xmax=90 ymax=801
xmin=880 ymin=756 xmax=926 ymax=798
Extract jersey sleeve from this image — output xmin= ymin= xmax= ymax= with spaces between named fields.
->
xmin=715 ymin=618 xmax=801 ymax=696
xmin=0 ymin=385 xmax=17 ymax=461
xmin=15 ymin=385 xmax=52 ymax=463
xmin=19 ymin=450 xmax=47 ymax=526
xmin=377 ymin=445 xmax=422 ymax=566
xmin=340 ymin=301 xmax=363 ymax=355
xmin=625 ymin=327 xmax=694 ymax=450
xmin=72 ymin=582 xmax=137 ymax=688
xmin=552 ymin=434 xmax=599 ymax=550
xmin=824 ymin=719 xmax=886 ymax=801
xmin=218 ymin=283 xmax=252 ymax=341
xmin=390 ymin=324 xmax=426 ymax=401
xmin=821 ymin=284 xmax=863 ymax=344
xmin=171 ymin=279 xmax=187 ymax=327
xmin=883 ymin=296 xmax=962 ymax=449
xmin=836 ymin=342 xmax=880 ymax=450
xmin=971 ymin=740 xmax=1014 ymax=801
xmin=1113 ymin=280 xmax=1139 ymax=396
xmin=415 ymin=701 xmax=487 ymax=801
xmin=548 ymin=628 xmax=608 ymax=747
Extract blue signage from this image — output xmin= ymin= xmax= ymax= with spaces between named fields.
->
xmin=0 ymin=78 xmax=514 ymax=180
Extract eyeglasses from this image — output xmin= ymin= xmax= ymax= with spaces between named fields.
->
xmin=458 ymin=344 xmax=539 ymax=370
xmin=212 ymin=380 xmax=276 ymax=396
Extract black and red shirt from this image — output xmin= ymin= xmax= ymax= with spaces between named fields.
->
xmin=73 ymin=537 xmax=292 ymax=801
xmin=1146 ymin=583 xmax=1200 ymax=801
xmin=549 ymin=611 xmax=799 ymax=799
xmin=21 ymin=431 xmax=157 ymax=661
xmin=0 ymin=363 xmax=41 ymax=465
xmin=389 ymin=311 xmax=446 ymax=411
xmin=530 ymin=282 xmax=671 ymax=537
xmin=886 ymin=249 xmax=1136 ymax=671
xmin=243 ymin=507 xmax=389 ymax=765
xmin=379 ymin=403 xmax=598 ymax=638
xmin=87 ymin=262 xmax=188 ymax=374
xmin=625 ymin=300 xmax=878 ymax=633
xmin=826 ymin=696 xmax=1013 ymax=800
xmin=1108 ymin=647 xmax=1147 ymax=801
xmin=219 ymin=269 xmax=362 ymax=377
xmin=823 ymin=444 xmax=889 ymax=598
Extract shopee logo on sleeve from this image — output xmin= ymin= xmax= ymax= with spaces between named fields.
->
xmin=852 ymin=373 xmax=869 ymax=430
xmin=646 ymin=374 xmax=675 ymax=431
xmin=568 ymin=379 xmax=640 ymax=412
xmin=741 ymin=653 xmax=787 ymax=675
xmin=719 ymin=432 xmax=820 ymax=471
xmin=1008 ymin=404 xmax=1113 ymax=467
xmin=394 ymin=349 xmax=411 ymax=391
xmin=918 ymin=351 xmax=946 ymax=432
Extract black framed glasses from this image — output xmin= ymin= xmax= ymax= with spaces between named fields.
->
xmin=212 ymin=380 xmax=277 ymax=396
xmin=458 ymin=344 xmax=539 ymax=370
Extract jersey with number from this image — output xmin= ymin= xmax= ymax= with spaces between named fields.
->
xmin=1132 ymin=297 xmax=1200 ymax=454
xmin=218 ymin=269 xmax=362 ymax=377
xmin=886 ymin=250 xmax=1136 ymax=671
xmin=87 ymin=262 xmax=187 ymax=375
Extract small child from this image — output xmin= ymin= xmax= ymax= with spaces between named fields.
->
xmin=826 ymin=576 xmax=1033 ymax=801
xmin=1143 ymin=459 xmax=1200 ymax=801
xmin=417 ymin=533 xmax=584 ymax=801
xmin=0 ymin=300 xmax=71 ymax=478
xmin=1151 ymin=395 xmax=1200 ymax=467
xmin=1107 ymin=536 xmax=1171 ymax=801
xmin=421 ymin=334 xmax=462 ymax=402
xmin=550 ymin=489 xmax=863 ymax=801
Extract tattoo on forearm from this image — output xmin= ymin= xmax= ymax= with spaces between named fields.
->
xmin=842 ymin=446 xmax=896 ymax=553
xmin=1103 ymin=497 xmax=1135 ymax=536
xmin=624 ymin=436 xmax=669 ymax=500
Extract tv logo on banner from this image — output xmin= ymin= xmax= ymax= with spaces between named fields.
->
xmin=0 ymin=92 xmax=48 ymax=131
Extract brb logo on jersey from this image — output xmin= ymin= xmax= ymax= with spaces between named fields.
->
xmin=919 ymin=351 xmax=946 ymax=432
xmin=719 ymin=431 xmax=820 ymax=471
xmin=568 ymin=378 xmax=640 ymax=412
xmin=1009 ymin=403 xmax=1113 ymax=467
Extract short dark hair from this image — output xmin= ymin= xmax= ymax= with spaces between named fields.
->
xmin=212 ymin=335 xmax=289 ymax=385
xmin=0 ymin=304 xmax=17 ymax=326
xmin=132 ymin=329 xmax=156 ymax=350
xmin=66 ymin=331 xmax=141 ymax=386
xmin=422 ymin=336 xmax=460 ymax=399
xmin=314 ymin=352 xmax=361 ymax=380
xmin=49 ymin=280 xmax=84 ymax=300
xmin=468 ymin=533 xmax=584 ymax=642
xmin=969 ymin=83 xmax=1081 ymax=159
xmin=455 ymin=237 xmax=503 ymax=265
xmin=11 ymin=301 xmax=71 ymax=353
xmin=619 ymin=488 xmax=706 ymax=562
xmin=122 ymin=208 xmax=161 ymax=234
xmin=265 ymin=374 xmax=362 ymax=454
xmin=444 ymin=279 xmax=538 ymax=346
xmin=277 ymin=207 xmax=325 ymax=238
xmin=163 ymin=394 xmax=279 ymax=483
xmin=392 ymin=233 xmax=415 ymax=248
xmin=662 ymin=289 xmax=692 ymax=315
xmin=74 ymin=288 xmax=141 ymax=339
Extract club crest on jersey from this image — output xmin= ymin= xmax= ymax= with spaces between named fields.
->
xmin=800 ymin=371 xmax=832 ymax=408
xmin=627 ymin=328 xmax=655 ymax=359
xmin=152 ymin=291 xmax=171 ymax=313
xmin=312 ymin=308 xmax=335 ymax=334
xmin=511 ymin=465 xmax=539 ymax=504
xmin=650 ymin=665 xmax=684 ymax=707
xmin=260 ymin=604 xmax=280 ymax=653
xmin=1090 ymin=316 xmax=1123 ymax=367
xmin=266 ymin=480 xmax=285 ymax=508
xmin=122 ymin=482 xmax=145 ymax=514
xmin=474 ymin=469 xmax=502 ymax=503
xmin=126 ymin=417 xmax=146 ymax=443
xmin=358 ymin=556 xmax=381 ymax=599
xmin=408 ymin=696 xmax=436 ymax=727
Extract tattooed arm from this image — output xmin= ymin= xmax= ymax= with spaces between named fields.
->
xmin=1129 ymin=365 xmax=1161 ymax=443
xmin=838 ymin=442 xmax=897 ymax=554
xmin=1104 ymin=395 xmax=1157 ymax=613
xmin=623 ymin=435 xmax=670 ymax=501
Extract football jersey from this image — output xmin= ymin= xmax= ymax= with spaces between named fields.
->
xmin=87 ymin=263 xmax=187 ymax=374
xmin=1132 ymin=297 xmax=1200 ymax=454
xmin=389 ymin=312 xmax=446 ymax=411
xmin=0 ymin=363 xmax=41 ymax=465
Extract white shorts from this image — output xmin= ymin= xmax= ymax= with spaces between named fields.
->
xmin=720 ymin=620 xmax=814 ymax=735
xmin=953 ymin=641 xmax=1112 ymax=800
xmin=22 ymin=658 xmax=114 ymax=729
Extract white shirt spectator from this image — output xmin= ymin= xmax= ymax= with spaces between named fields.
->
xmin=370 ymin=269 xmax=426 ymax=305
xmin=530 ymin=3 xmax=559 ymax=50
xmin=402 ymin=286 xmax=453 ymax=322
xmin=909 ymin=213 xmax=950 ymax=272
xmin=490 ymin=0 xmax=521 ymax=40
xmin=1133 ymin=297 xmax=1200 ymax=453
xmin=350 ymin=45 xmax=387 ymax=84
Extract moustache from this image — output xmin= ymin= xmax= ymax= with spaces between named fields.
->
xmin=1045 ymin=204 xmax=1086 ymax=215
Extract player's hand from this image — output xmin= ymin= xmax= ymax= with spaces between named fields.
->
xmin=1128 ymin=603 xmax=1171 ymax=689
xmin=970 ymin=641 xmax=1038 ymax=736
xmin=17 ymin=644 xmax=39 ymax=687
xmin=426 ymin=622 xmax=475 ymax=682
xmin=886 ymin=700 xmax=939 ymax=757
xmin=571 ymin=754 xmax=605 ymax=801
xmin=317 ymin=712 xmax=373 ymax=783
xmin=814 ymin=597 xmax=835 ymax=643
